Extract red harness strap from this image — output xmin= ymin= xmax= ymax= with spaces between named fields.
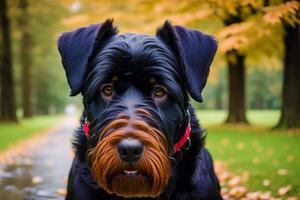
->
xmin=173 ymin=122 xmax=191 ymax=153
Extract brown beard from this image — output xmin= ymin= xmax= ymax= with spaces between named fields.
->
xmin=89 ymin=110 xmax=171 ymax=198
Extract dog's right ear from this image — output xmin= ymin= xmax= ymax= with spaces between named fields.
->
xmin=156 ymin=21 xmax=217 ymax=102
xmin=58 ymin=19 xmax=118 ymax=96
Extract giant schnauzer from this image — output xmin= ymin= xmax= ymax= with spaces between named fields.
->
xmin=58 ymin=19 xmax=223 ymax=200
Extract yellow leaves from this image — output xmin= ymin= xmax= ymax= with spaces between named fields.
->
xmin=217 ymin=19 xmax=275 ymax=53
xmin=217 ymin=21 xmax=254 ymax=52
xmin=61 ymin=14 xmax=91 ymax=27
xmin=219 ymin=35 xmax=248 ymax=52
xmin=216 ymin=0 xmax=240 ymax=16
xmin=263 ymin=1 xmax=300 ymax=26
xmin=167 ymin=10 xmax=213 ymax=25
xmin=218 ymin=21 xmax=255 ymax=38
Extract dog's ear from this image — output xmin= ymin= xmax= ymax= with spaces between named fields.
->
xmin=58 ymin=19 xmax=118 ymax=96
xmin=156 ymin=21 xmax=217 ymax=102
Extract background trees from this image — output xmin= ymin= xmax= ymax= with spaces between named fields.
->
xmin=18 ymin=0 xmax=32 ymax=118
xmin=0 ymin=0 xmax=18 ymax=122
xmin=0 ymin=0 xmax=298 ymax=129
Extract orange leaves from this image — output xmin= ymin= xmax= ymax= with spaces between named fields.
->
xmin=215 ymin=160 xmax=297 ymax=200
xmin=61 ymin=14 xmax=91 ymax=27
xmin=218 ymin=21 xmax=255 ymax=38
xmin=217 ymin=21 xmax=252 ymax=52
xmin=263 ymin=1 xmax=300 ymax=26
xmin=167 ymin=10 xmax=213 ymax=26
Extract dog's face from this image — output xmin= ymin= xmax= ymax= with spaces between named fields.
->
xmin=58 ymin=20 xmax=217 ymax=198
xmin=85 ymin=33 xmax=185 ymax=198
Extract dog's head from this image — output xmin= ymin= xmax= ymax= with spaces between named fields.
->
xmin=58 ymin=19 xmax=217 ymax=198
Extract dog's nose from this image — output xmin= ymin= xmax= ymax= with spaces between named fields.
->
xmin=117 ymin=138 xmax=144 ymax=163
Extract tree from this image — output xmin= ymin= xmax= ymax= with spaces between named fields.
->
xmin=18 ymin=0 xmax=32 ymax=118
xmin=0 ymin=0 xmax=18 ymax=122
xmin=276 ymin=1 xmax=300 ymax=128
xmin=205 ymin=0 xmax=299 ymax=125
xmin=221 ymin=11 xmax=248 ymax=123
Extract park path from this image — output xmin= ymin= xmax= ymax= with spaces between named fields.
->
xmin=0 ymin=116 xmax=77 ymax=200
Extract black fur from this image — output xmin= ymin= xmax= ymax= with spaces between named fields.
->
xmin=58 ymin=19 xmax=222 ymax=200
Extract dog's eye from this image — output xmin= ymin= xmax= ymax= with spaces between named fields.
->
xmin=152 ymin=85 xmax=167 ymax=99
xmin=100 ymin=84 xmax=114 ymax=98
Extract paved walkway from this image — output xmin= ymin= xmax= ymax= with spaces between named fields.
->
xmin=0 ymin=117 xmax=76 ymax=200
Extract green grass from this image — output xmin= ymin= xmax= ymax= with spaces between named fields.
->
xmin=0 ymin=115 xmax=63 ymax=151
xmin=196 ymin=110 xmax=300 ymax=197
xmin=197 ymin=110 xmax=280 ymax=126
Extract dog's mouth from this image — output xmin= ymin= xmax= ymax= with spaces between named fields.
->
xmin=113 ymin=168 xmax=149 ymax=180
xmin=122 ymin=169 xmax=139 ymax=177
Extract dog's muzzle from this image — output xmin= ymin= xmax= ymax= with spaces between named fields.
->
xmin=89 ymin=109 xmax=171 ymax=198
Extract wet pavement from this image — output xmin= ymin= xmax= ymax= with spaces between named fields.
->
xmin=0 ymin=117 xmax=76 ymax=200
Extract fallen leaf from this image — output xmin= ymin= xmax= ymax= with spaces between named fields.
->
xmin=277 ymin=168 xmax=288 ymax=176
xmin=246 ymin=191 xmax=261 ymax=200
xmin=32 ymin=176 xmax=43 ymax=184
xmin=278 ymin=185 xmax=292 ymax=196
xmin=57 ymin=188 xmax=67 ymax=196
xmin=236 ymin=142 xmax=245 ymax=150
xmin=262 ymin=179 xmax=270 ymax=186
xmin=286 ymin=197 xmax=298 ymax=200
xmin=266 ymin=148 xmax=273 ymax=156
xmin=252 ymin=157 xmax=260 ymax=164
xmin=221 ymin=138 xmax=230 ymax=146
xmin=228 ymin=176 xmax=242 ymax=187
xmin=287 ymin=155 xmax=294 ymax=162
xmin=259 ymin=191 xmax=271 ymax=200
xmin=219 ymin=171 xmax=232 ymax=182
xmin=256 ymin=146 xmax=263 ymax=153
xmin=228 ymin=186 xmax=247 ymax=198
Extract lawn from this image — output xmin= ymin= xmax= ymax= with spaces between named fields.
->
xmin=0 ymin=115 xmax=63 ymax=151
xmin=197 ymin=110 xmax=300 ymax=197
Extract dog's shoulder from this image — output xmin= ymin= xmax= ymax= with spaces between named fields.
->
xmin=190 ymin=148 xmax=223 ymax=200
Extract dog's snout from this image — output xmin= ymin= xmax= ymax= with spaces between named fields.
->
xmin=117 ymin=138 xmax=144 ymax=163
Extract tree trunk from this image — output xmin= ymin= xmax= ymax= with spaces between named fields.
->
xmin=276 ymin=22 xmax=300 ymax=128
xmin=225 ymin=50 xmax=248 ymax=123
xmin=0 ymin=0 xmax=18 ymax=122
xmin=19 ymin=0 xmax=32 ymax=118
xmin=215 ymin=84 xmax=223 ymax=110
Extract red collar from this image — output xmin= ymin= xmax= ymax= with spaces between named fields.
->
xmin=173 ymin=122 xmax=191 ymax=153
xmin=83 ymin=118 xmax=89 ymax=136
xmin=83 ymin=118 xmax=192 ymax=153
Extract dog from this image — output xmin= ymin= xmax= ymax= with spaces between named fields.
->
xmin=58 ymin=19 xmax=223 ymax=200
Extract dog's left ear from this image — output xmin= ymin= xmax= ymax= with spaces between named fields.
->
xmin=58 ymin=19 xmax=118 ymax=96
xmin=156 ymin=21 xmax=217 ymax=102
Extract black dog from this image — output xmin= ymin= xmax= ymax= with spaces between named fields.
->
xmin=58 ymin=19 xmax=223 ymax=200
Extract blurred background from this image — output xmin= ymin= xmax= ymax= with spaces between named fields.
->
xmin=0 ymin=0 xmax=299 ymax=199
